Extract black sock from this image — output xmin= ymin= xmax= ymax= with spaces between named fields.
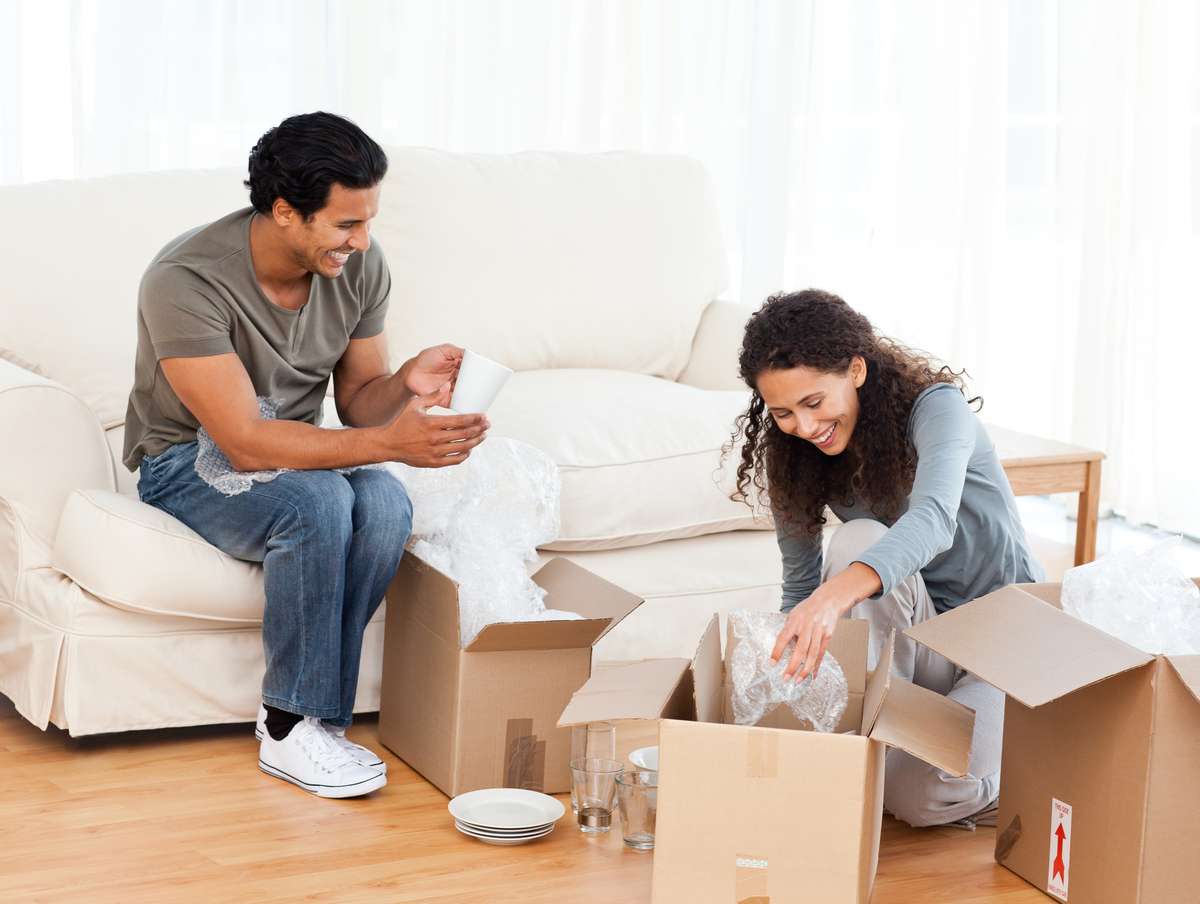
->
xmin=264 ymin=704 xmax=303 ymax=741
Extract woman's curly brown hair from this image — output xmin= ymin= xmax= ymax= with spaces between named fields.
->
xmin=727 ymin=289 xmax=980 ymax=538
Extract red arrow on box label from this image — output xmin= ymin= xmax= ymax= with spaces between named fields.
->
xmin=1047 ymin=798 xmax=1072 ymax=900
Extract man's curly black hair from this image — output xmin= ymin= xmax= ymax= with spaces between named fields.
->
xmin=244 ymin=112 xmax=388 ymax=220
xmin=726 ymin=289 xmax=981 ymax=538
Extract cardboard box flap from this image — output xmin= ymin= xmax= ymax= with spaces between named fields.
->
xmin=556 ymin=657 xmax=691 ymax=727
xmin=904 ymin=585 xmax=1155 ymax=708
xmin=1167 ymin=655 xmax=1200 ymax=706
xmin=860 ymin=629 xmax=896 ymax=736
xmin=463 ymin=617 xmax=615 ymax=652
xmin=690 ymin=614 xmax=724 ymax=724
xmin=392 ymin=554 xmax=463 ymax=645
xmin=531 ymin=557 xmax=644 ymax=643
xmin=826 ymin=618 xmax=870 ymax=696
xmin=462 ymin=558 xmax=644 ymax=652
xmin=868 ymin=677 xmax=975 ymax=776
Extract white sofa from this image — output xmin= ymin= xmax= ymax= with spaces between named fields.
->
xmin=0 ymin=148 xmax=784 ymax=737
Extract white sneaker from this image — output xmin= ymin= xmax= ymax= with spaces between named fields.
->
xmin=259 ymin=716 xmax=387 ymax=798
xmin=255 ymin=704 xmax=387 ymax=773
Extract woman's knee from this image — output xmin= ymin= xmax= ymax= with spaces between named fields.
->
xmin=825 ymin=519 xmax=888 ymax=576
xmin=884 ymin=750 xmax=995 ymax=828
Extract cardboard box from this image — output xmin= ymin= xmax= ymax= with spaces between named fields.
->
xmin=906 ymin=581 xmax=1200 ymax=904
xmin=379 ymin=553 xmax=642 ymax=797
xmin=558 ymin=615 xmax=976 ymax=903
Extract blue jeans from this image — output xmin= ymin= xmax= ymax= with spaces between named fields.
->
xmin=137 ymin=442 xmax=413 ymax=728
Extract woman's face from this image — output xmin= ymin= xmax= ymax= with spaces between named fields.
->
xmin=755 ymin=357 xmax=866 ymax=456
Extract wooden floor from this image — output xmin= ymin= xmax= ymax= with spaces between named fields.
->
xmin=2 ymin=536 xmax=1073 ymax=903
xmin=0 ymin=695 xmax=1046 ymax=904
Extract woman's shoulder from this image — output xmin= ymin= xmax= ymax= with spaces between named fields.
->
xmin=906 ymin=382 xmax=979 ymax=442
xmin=910 ymin=382 xmax=970 ymax=417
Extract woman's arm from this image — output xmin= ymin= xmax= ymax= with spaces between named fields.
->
xmin=776 ymin=517 xmax=823 ymax=613
xmin=851 ymin=385 xmax=976 ymax=598
xmin=772 ymin=385 xmax=975 ymax=681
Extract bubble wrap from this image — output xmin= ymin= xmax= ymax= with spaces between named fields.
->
xmin=194 ymin=397 xmax=380 ymax=496
xmin=386 ymin=437 xmax=582 ymax=646
xmin=727 ymin=610 xmax=849 ymax=731
xmin=1061 ymin=537 xmax=1200 ymax=655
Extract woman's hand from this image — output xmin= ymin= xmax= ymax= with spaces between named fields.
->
xmin=771 ymin=562 xmax=883 ymax=681
xmin=403 ymin=344 xmax=464 ymax=396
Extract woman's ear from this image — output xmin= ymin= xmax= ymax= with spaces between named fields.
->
xmin=851 ymin=356 xmax=867 ymax=388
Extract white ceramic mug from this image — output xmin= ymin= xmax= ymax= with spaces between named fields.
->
xmin=449 ymin=348 xmax=513 ymax=413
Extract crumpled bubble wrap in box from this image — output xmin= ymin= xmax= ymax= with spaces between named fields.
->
xmin=386 ymin=436 xmax=583 ymax=647
xmin=727 ymin=610 xmax=849 ymax=731
xmin=1061 ymin=537 xmax=1200 ymax=655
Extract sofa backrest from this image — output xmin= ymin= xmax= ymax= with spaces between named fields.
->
xmin=0 ymin=149 xmax=727 ymax=429
xmin=0 ymin=169 xmax=248 ymax=427
xmin=374 ymin=147 xmax=727 ymax=380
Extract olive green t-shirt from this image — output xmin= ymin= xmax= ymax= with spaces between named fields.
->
xmin=122 ymin=207 xmax=390 ymax=471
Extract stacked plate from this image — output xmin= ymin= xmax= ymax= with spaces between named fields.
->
xmin=448 ymin=788 xmax=566 ymax=846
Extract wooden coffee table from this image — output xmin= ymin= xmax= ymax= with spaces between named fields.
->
xmin=990 ymin=425 xmax=1105 ymax=566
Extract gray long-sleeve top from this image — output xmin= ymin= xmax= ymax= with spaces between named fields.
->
xmin=778 ymin=383 xmax=1045 ymax=614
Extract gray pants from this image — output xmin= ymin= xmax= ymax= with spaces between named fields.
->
xmin=828 ymin=519 xmax=1003 ymax=827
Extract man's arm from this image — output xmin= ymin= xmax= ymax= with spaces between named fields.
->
xmin=333 ymin=336 xmax=469 ymax=428
xmin=160 ymin=353 xmax=486 ymax=471
xmin=332 ymin=334 xmax=414 ymax=427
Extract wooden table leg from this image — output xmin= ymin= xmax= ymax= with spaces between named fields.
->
xmin=1075 ymin=460 xmax=1102 ymax=565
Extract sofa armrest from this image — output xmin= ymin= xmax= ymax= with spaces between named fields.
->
xmin=0 ymin=359 xmax=115 ymax=547
xmin=676 ymin=299 xmax=751 ymax=391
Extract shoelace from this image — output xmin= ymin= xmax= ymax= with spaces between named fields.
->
xmin=295 ymin=718 xmax=358 ymax=774
xmin=322 ymin=727 xmax=377 ymax=763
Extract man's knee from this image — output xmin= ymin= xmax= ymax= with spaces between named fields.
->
xmin=284 ymin=470 xmax=356 ymax=537
xmin=826 ymin=519 xmax=888 ymax=576
xmin=350 ymin=470 xmax=413 ymax=544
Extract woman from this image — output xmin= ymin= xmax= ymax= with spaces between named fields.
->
xmin=730 ymin=289 xmax=1043 ymax=828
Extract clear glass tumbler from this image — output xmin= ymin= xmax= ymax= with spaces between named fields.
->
xmin=569 ymin=722 xmax=616 ymax=814
xmin=569 ymin=757 xmax=623 ymax=834
xmin=616 ymin=769 xmax=658 ymax=850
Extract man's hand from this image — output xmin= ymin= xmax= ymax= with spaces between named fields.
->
xmin=376 ymin=381 xmax=488 ymax=467
xmin=403 ymin=344 xmax=464 ymax=396
xmin=771 ymin=562 xmax=882 ymax=682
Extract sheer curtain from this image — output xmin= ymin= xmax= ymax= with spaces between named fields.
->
xmin=2 ymin=0 xmax=1197 ymax=534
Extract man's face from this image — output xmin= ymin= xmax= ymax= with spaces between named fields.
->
xmin=284 ymin=182 xmax=381 ymax=279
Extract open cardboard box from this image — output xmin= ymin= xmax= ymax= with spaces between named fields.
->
xmin=558 ymin=614 xmax=976 ymax=903
xmin=907 ymin=580 xmax=1200 ymax=904
xmin=378 ymin=552 xmax=642 ymax=797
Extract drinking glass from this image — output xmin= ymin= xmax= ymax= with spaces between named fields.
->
xmin=569 ymin=722 xmax=616 ymax=814
xmin=616 ymin=770 xmax=658 ymax=850
xmin=569 ymin=757 xmax=623 ymax=834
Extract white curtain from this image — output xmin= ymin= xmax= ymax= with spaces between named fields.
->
xmin=2 ymin=0 xmax=1198 ymax=534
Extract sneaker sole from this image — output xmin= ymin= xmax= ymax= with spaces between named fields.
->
xmin=255 ymin=728 xmax=387 ymax=772
xmin=258 ymin=759 xmax=388 ymax=799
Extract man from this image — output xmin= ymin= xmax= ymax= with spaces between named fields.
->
xmin=123 ymin=112 xmax=488 ymax=798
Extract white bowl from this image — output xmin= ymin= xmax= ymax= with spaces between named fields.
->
xmin=629 ymin=746 xmax=659 ymax=771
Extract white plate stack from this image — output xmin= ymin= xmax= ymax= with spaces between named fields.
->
xmin=448 ymin=788 xmax=566 ymax=846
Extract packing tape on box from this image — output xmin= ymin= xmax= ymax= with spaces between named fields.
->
xmin=995 ymin=814 xmax=1022 ymax=863
xmin=745 ymin=730 xmax=778 ymax=779
xmin=735 ymin=855 xmax=770 ymax=903
xmin=504 ymin=717 xmax=546 ymax=792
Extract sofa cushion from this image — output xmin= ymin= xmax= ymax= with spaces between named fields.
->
xmin=487 ymin=370 xmax=770 ymax=550
xmin=52 ymin=489 xmax=266 ymax=623
xmin=372 ymin=148 xmax=728 ymax=380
